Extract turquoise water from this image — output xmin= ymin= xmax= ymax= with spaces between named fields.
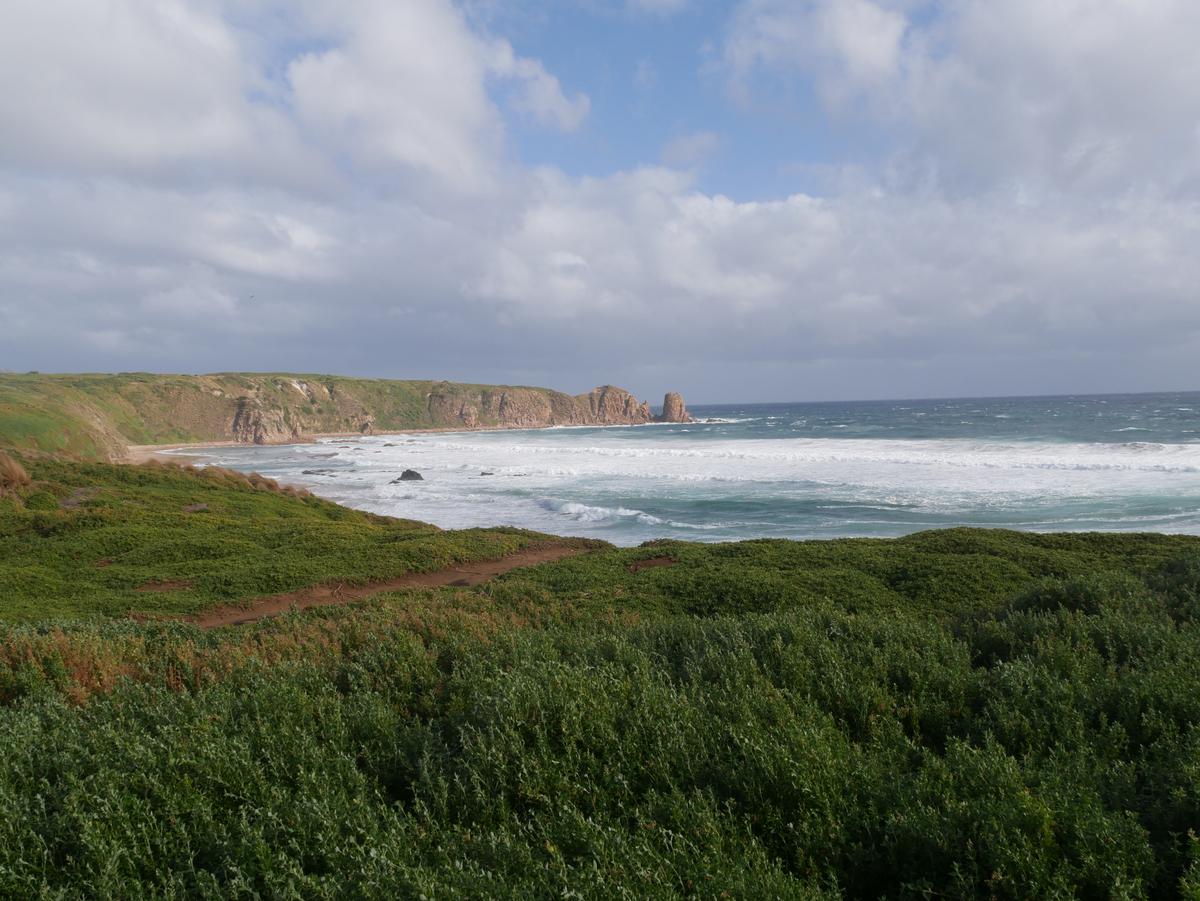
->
xmin=198 ymin=392 xmax=1200 ymax=545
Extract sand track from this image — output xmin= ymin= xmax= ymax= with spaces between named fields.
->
xmin=190 ymin=545 xmax=586 ymax=629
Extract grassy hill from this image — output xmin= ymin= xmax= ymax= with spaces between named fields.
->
xmin=0 ymin=453 xmax=581 ymax=622
xmin=3 ymin=450 xmax=1200 ymax=896
xmin=0 ymin=372 xmax=652 ymax=461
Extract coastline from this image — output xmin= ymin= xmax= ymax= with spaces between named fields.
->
xmin=124 ymin=421 xmax=674 ymax=465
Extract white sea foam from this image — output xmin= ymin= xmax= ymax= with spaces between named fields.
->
xmin=538 ymin=499 xmax=664 ymax=525
xmin=347 ymin=434 xmax=1200 ymax=478
xmin=199 ymin=414 xmax=1200 ymax=544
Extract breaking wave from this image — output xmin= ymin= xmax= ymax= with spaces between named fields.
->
xmin=196 ymin=391 xmax=1200 ymax=545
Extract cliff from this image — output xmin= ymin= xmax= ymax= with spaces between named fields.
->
xmin=657 ymin=391 xmax=692 ymax=423
xmin=0 ymin=373 xmax=673 ymax=461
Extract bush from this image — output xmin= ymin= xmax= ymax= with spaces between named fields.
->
xmin=0 ymin=451 xmax=30 ymax=496
xmin=1149 ymin=553 xmax=1200 ymax=623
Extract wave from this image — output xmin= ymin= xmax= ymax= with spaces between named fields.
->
xmin=414 ymin=436 xmax=1200 ymax=476
xmin=537 ymin=498 xmax=663 ymax=525
xmin=533 ymin=498 xmax=726 ymax=531
xmin=215 ymin=420 xmax=1200 ymax=545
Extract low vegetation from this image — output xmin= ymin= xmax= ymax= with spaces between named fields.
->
xmin=3 ymin=457 xmax=1200 ymax=896
xmin=0 ymin=455 xmax=564 ymax=621
xmin=0 ymin=450 xmax=30 ymax=496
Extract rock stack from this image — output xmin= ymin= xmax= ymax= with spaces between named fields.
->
xmin=657 ymin=392 xmax=692 ymax=423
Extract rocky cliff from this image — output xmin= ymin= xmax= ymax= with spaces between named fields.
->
xmin=0 ymin=373 xmax=681 ymax=460
xmin=657 ymin=392 xmax=692 ymax=423
xmin=426 ymin=383 xmax=653 ymax=430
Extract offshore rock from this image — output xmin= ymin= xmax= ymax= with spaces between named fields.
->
xmin=657 ymin=392 xmax=692 ymax=423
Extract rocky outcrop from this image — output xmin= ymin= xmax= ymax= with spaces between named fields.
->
xmin=0 ymin=371 xmax=691 ymax=461
xmin=578 ymin=386 xmax=654 ymax=425
xmin=657 ymin=392 xmax=692 ymax=423
xmin=229 ymin=385 xmax=375 ymax=445
xmin=231 ymin=398 xmax=298 ymax=445
xmin=230 ymin=381 xmax=675 ymax=440
xmin=425 ymin=383 xmax=657 ymax=430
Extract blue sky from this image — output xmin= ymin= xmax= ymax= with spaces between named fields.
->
xmin=2 ymin=0 xmax=1200 ymax=402
xmin=495 ymin=3 xmax=880 ymax=199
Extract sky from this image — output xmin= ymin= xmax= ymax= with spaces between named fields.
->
xmin=2 ymin=0 xmax=1199 ymax=403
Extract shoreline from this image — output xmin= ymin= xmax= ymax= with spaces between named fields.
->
xmin=124 ymin=421 xmax=678 ymax=464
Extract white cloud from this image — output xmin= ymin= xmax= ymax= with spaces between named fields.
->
xmin=0 ymin=0 xmax=321 ymax=188
xmin=488 ymin=41 xmax=591 ymax=131
xmin=285 ymin=0 xmax=506 ymax=192
xmin=723 ymin=0 xmax=908 ymax=105
xmin=1 ymin=0 xmax=1199 ymax=400
xmin=661 ymin=131 xmax=721 ymax=167
xmin=722 ymin=0 xmax=1200 ymax=194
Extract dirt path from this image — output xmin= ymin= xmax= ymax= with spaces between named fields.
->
xmin=191 ymin=545 xmax=586 ymax=629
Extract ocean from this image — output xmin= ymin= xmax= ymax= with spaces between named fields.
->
xmin=186 ymin=392 xmax=1200 ymax=546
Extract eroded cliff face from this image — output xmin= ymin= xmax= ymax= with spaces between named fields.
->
xmin=578 ymin=386 xmax=654 ymax=425
xmin=229 ymin=380 xmax=377 ymax=444
xmin=424 ymin=383 xmax=655 ymax=430
xmin=230 ymin=399 xmax=292 ymax=445
xmin=224 ymin=379 xmax=670 ymax=443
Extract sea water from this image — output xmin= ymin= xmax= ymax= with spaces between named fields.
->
xmin=188 ymin=392 xmax=1200 ymax=546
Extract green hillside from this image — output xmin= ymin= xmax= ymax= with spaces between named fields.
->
xmin=0 ymin=453 xmax=581 ymax=622
xmin=0 ymin=372 xmax=647 ymax=461
xmin=3 ymin=450 xmax=1200 ymax=896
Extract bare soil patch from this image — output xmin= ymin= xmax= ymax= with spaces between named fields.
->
xmin=189 ymin=545 xmax=588 ymax=629
xmin=59 ymin=487 xmax=98 ymax=509
xmin=627 ymin=556 xmax=677 ymax=573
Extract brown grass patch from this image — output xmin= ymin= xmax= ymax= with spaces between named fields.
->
xmin=0 ymin=450 xmax=30 ymax=496
xmin=139 ymin=459 xmax=312 ymax=499
xmin=627 ymin=556 xmax=677 ymax=573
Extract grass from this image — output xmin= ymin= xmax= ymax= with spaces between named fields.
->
xmin=0 ymin=451 xmax=30 ymax=496
xmin=4 ymin=457 xmax=1200 ymax=896
xmin=0 ymin=371 xmax=634 ymax=460
xmin=0 ymin=455 xmax=573 ymax=622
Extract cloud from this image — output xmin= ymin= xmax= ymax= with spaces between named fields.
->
xmin=661 ymin=131 xmax=721 ymax=168
xmin=723 ymin=0 xmax=907 ymax=105
xmin=721 ymin=0 xmax=1200 ymax=195
xmin=1 ymin=0 xmax=1198 ymax=401
xmin=467 ymin=171 xmax=1200 ymax=373
xmin=286 ymin=2 xmax=503 ymax=191
xmin=488 ymin=41 xmax=591 ymax=131
xmin=288 ymin=0 xmax=589 ymax=193
xmin=0 ymin=0 xmax=322 ymax=189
